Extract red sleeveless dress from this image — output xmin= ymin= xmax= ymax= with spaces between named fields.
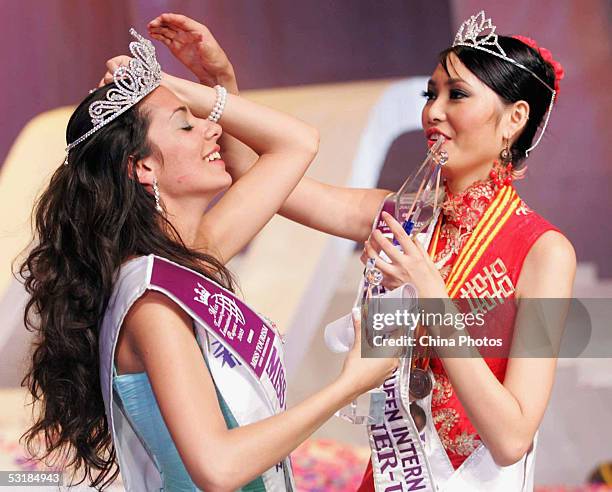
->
xmin=358 ymin=172 xmax=560 ymax=490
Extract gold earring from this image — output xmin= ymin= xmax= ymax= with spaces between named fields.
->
xmin=500 ymin=138 xmax=512 ymax=165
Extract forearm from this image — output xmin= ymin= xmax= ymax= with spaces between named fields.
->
xmin=438 ymin=356 xmax=528 ymax=465
xmin=222 ymin=134 xmax=391 ymax=241
xmin=212 ymin=379 xmax=357 ymax=490
xmin=163 ymin=73 xmax=318 ymax=156
xmin=425 ymin=301 xmax=533 ymax=465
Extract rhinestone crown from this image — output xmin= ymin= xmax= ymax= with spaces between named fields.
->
xmin=452 ymin=11 xmax=556 ymax=157
xmin=64 ymin=28 xmax=162 ymax=163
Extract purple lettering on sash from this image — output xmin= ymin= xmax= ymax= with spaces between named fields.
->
xmin=385 ymin=485 xmax=403 ymax=492
xmin=371 ymin=371 xmax=429 ymax=488
xmin=379 ymin=449 xmax=398 ymax=473
xmin=401 ymin=454 xmax=419 ymax=468
xmin=150 ymin=257 xmax=276 ymax=379
xmin=265 ymin=346 xmax=286 ymax=408
xmin=406 ymin=476 xmax=426 ymax=490
xmin=392 ymin=426 xmax=411 ymax=446
xmin=376 ymin=200 xmax=396 ymax=235
xmin=374 ymin=432 xmax=393 ymax=452
xmin=386 ymin=407 xmax=403 ymax=423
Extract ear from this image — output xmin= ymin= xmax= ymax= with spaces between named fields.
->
xmin=127 ymin=155 xmax=157 ymax=186
xmin=503 ymin=100 xmax=530 ymax=142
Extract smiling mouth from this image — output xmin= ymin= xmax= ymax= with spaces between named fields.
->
xmin=204 ymin=151 xmax=222 ymax=162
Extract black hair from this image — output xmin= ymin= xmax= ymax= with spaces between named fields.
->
xmin=439 ymin=35 xmax=557 ymax=164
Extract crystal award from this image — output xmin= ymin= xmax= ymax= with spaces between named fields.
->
xmin=335 ymin=137 xmax=447 ymax=426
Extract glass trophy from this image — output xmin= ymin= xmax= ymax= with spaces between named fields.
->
xmin=335 ymin=137 xmax=447 ymax=426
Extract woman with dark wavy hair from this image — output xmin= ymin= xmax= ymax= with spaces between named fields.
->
xmin=19 ymin=29 xmax=397 ymax=491
xmin=147 ymin=10 xmax=576 ymax=492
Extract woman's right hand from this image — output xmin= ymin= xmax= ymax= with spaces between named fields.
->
xmin=148 ymin=13 xmax=239 ymax=94
xmin=338 ymin=308 xmax=398 ymax=397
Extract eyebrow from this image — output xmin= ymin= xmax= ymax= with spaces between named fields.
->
xmin=427 ymin=78 xmax=470 ymax=87
xmin=169 ymin=106 xmax=188 ymax=119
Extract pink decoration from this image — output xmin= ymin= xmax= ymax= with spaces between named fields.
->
xmin=513 ymin=35 xmax=565 ymax=99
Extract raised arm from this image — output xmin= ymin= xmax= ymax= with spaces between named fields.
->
xmin=149 ymin=13 xmax=391 ymax=243
xmin=121 ymin=291 xmax=396 ymax=491
xmin=160 ymin=73 xmax=319 ymax=263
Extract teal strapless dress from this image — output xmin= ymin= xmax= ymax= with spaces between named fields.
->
xmin=113 ymin=370 xmax=266 ymax=491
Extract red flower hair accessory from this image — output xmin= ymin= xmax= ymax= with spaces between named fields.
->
xmin=512 ymin=35 xmax=564 ymax=99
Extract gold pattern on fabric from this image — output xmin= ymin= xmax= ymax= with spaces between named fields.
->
xmin=432 ymin=408 xmax=482 ymax=457
xmin=515 ymin=200 xmax=533 ymax=216
xmin=432 ymin=372 xmax=453 ymax=406
xmin=458 ymin=257 xmax=515 ymax=314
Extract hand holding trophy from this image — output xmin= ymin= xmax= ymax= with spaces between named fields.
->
xmin=334 ymin=137 xmax=448 ymax=426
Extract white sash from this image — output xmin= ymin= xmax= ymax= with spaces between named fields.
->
xmin=99 ymin=255 xmax=294 ymax=491
xmin=367 ymin=364 xmax=437 ymax=491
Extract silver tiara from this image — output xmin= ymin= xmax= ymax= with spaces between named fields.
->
xmin=64 ymin=28 xmax=162 ymax=164
xmin=452 ymin=11 xmax=556 ymax=156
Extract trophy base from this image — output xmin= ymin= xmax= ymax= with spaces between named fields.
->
xmin=335 ymin=389 xmax=386 ymax=425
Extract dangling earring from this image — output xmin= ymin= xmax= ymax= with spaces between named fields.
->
xmin=153 ymin=177 xmax=163 ymax=212
xmin=500 ymin=138 xmax=512 ymax=165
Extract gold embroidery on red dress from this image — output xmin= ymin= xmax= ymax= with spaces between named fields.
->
xmin=458 ymin=257 xmax=515 ymax=314
xmin=452 ymin=431 xmax=482 ymax=456
xmin=432 ymin=372 xmax=453 ymax=406
xmin=515 ymin=200 xmax=532 ymax=216
xmin=429 ymin=163 xmax=508 ymax=460
xmin=432 ymin=407 xmax=482 ymax=457
xmin=434 ymin=162 xmax=509 ymax=273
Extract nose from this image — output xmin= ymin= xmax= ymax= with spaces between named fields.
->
xmin=204 ymin=121 xmax=222 ymax=141
xmin=425 ymin=96 xmax=446 ymax=126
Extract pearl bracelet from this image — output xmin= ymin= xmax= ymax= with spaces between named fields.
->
xmin=207 ymin=85 xmax=227 ymax=123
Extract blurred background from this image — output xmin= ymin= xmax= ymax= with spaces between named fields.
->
xmin=0 ymin=1 xmax=610 ymax=490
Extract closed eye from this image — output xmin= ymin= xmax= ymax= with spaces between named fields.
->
xmin=181 ymin=124 xmax=194 ymax=131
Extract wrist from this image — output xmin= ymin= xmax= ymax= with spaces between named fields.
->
xmin=161 ymin=72 xmax=182 ymax=97
xmin=333 ymin=374 xmax=363 ymax=405
xmin=215 ymin=65 xmax=239 ymax=95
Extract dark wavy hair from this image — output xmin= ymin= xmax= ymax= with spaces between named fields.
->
xmin=439 ymin=35 xmax=557 ymax=165
xmin=18 ymin=83 xmax=235 ymax=489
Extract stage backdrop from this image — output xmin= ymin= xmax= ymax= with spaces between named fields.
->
xmin=1 ymin=0 xmax=610 ymax=276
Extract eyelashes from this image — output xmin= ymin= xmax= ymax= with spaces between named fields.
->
xmin=421 ymin=89 xmax=468 ymax=101
xmin=421 ymin=90 xmax=435 ymax=100
xmin=181 ymin=124 xmax=194 ymax=131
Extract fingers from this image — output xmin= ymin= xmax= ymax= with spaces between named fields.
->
xmin=414 ymin=238 xmax=436 ymax=265
xmin=360 ymin=229 xmax=387 ymax=265
xmin=381 ymin=212 xmax=421 ymax=258
xmin=105 ymin=55 xmax=131 ymax=72
xmin=351 ymin=307 xmax=362 ymax=346
xmin=149 ymin=25 xmax=178 ymax=40
xmin=372 ymin=229 xmax=405 ymax=265
xmin=363 ymin=241 xmax=395 ymax=278
xmin=149 ymin=12 xmax=209 ymax=35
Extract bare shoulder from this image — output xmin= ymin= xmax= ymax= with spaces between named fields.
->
xmin=517 ymin=230 xmax=576 ymax=298
xmin=524 ymin=230 xmax=576 ymax=269
xmin=121 ymin=290 xmax=196 ymax=358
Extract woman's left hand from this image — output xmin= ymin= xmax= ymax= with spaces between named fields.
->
xmin=148 ymin=13 xmax=238 ymax=94
xmin=361 ymin=212 xmax=448 ymax=298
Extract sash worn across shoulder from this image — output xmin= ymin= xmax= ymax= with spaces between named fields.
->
xmin=99 ymin=255 xmax=294 ymax=491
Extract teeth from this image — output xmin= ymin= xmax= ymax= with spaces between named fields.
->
xmin=430 ymin=134 xmax=439 ymax=140
xmin=205 ymin=151 xmax=221 ymax=162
